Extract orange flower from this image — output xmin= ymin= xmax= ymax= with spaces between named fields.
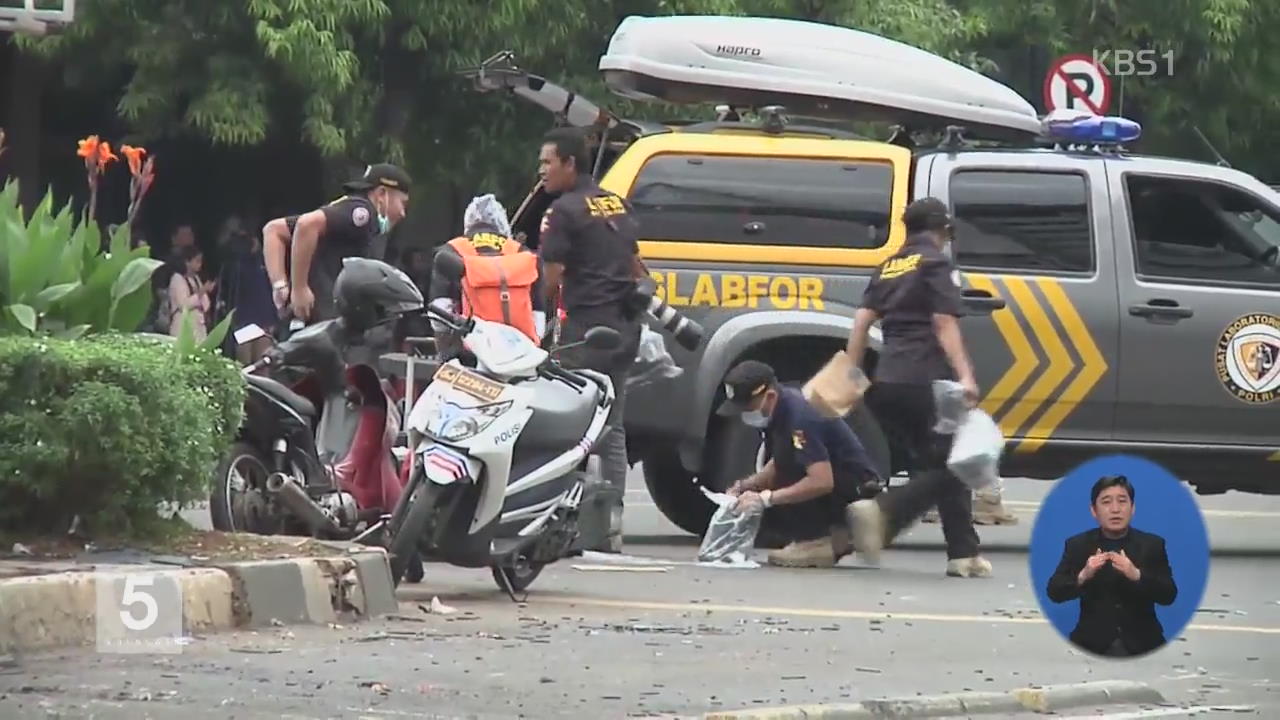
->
xmin=97 ymin=141 xmax=118 ymax=171
xmin=121 ymin=144 xmax=147 ymax=176
xmin=76 ymin=135 xmax=100 ymax=159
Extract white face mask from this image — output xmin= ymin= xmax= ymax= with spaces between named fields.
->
xmin=742 ymin=408 xmax=769 ymax=428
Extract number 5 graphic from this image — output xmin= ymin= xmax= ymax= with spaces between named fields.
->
xmin=119 ymin=575 xmax=159 ymax=631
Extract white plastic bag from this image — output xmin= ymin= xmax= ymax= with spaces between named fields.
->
xmin=931 ymin=379 xmax=969 ymax=434
xmin=696 ymin=489 xmax=764 ymax=564
xmin=932 ymin=379 xmax=1003 ymax=489
xmin=947 ymin=408 xmax=1004 ymax=490
xmin=627 ymin=324 xmax=683 ymax=390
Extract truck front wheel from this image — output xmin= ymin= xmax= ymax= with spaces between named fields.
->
xmin=641 ymin=404 xmax=893 ymax=538
xmin=641 ymin=450 xmax=717 ymax=536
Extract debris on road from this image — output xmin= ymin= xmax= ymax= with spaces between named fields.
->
xmin=572 ymin=564 xmax=669 ymax=572
xmin=386 ymin=613 xmax=428 ymax=623
xmin=359 ymin=680 xmax=392 ymax=695
xmin=583 ymin=621 xmax=737 ymax=637
xmin=577 ymin=551 xmax=677 ymax=566
xmin=424 ymin=596 xmax=459 ymax=615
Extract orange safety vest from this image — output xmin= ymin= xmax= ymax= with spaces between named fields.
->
xmin=448 ymin=234 xmax=540 ymax=343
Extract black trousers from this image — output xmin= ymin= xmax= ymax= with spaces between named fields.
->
xmin=559 ymin=304 xmax=642 ymax=546
xmin=559 ymin=304 xmax=642 ymax=428
xmin=865 ymin=382 xmax=980 ymax=560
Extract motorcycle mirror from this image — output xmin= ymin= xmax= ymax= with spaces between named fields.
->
xmin=583 ymin=326 xmax=622 ymax=351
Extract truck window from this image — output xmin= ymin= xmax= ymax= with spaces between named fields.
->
xmin=1125 ymin=174 xmax=1280 ymax=287
xmin=949 ymin=170 xmax=1094 ymax=274
xmin=627 ymin=154 xmax=893 ymax=249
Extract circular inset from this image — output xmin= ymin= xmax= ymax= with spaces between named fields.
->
xmin=1215 ymin=313 xmax=1280 ymax=404
xmin=1028 ymin=454 xmax=1210 ymax=659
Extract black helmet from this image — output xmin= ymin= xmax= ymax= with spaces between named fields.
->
xmin=333 ymin=257 xmax=424 ymax=331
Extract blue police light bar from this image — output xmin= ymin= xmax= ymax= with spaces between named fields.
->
xmin=1043 ymin=115 xmax=1142 ymax=145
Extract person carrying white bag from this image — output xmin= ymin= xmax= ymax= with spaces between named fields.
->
xmin=842 ymin=198 xmax=995 ymax=579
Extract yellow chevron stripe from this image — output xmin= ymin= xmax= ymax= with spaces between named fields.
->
xmin=1270 ymin=450 xmax=1280 ymax=461
xmin=995 ymin=278 xmax=1074 ymax=438
xmin=972 ymin=275 xmax=1037 ymax=419
xmin=1016 ymin=280 xmax=1109 ymax=453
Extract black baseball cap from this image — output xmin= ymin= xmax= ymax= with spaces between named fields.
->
xmin=342 ymin=163 xmax=412 ymax=194
xmin=716 ymin=360 xmax=777 ymax=416
xmin=902 ymin=197 xmax=951 ymax=233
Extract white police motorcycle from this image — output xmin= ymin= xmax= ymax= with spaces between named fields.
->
xmin=382 ymin=290 xmax=620 ymax=595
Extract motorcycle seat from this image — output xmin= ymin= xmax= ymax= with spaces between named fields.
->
xmin=247 ymin=374 xmax=317 ymax=418
xmin=512 ymin=376 xmax=599 ymax=454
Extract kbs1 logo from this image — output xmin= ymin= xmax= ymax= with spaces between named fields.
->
xmin=1092 ymin=49 xmax=1175 ymax=77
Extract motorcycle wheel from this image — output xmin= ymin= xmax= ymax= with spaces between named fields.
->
xmin=210 ymin=442 xmax=282 ymax=534
xmin=387 ymin=471 xmax=440 ymax=586
xmin=491 ymin=561 xmax=544 ymax=594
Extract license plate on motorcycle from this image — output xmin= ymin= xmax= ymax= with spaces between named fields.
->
xmin=433 ymin=364 xmax=507 ymax=403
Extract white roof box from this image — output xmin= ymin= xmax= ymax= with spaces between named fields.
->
xmin=598 ymin=15 xmax=1043 ymax=139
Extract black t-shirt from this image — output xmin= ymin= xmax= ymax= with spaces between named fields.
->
xmin=286 ymin=195 xmax=381 ymax=320
xmin=860 ymin=234 xmax=964 ymax=385
xmin=766 ymin=387 xmax=878 ymax=501
xmin=539 ymin=175 xmax=640 ymax=313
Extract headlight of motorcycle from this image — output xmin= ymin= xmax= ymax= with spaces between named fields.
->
xmin=430 ymin=400 xmax=513 ymax=443
xmin=439 ymin=415 xmax=481 ymax=442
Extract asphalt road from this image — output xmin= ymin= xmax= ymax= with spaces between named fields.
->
xmin=617 ymin=472 xmax=1280 ymax=554
xmin=183 ymin=467 xmax=1280 ymax=553
xmin=6 ymin=470 xmax=1278 ymax=718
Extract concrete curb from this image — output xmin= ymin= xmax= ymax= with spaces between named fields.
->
xmin=702 ymin=680 xmax=1165 ymax=719
xmin=0 ymin=546 xmax=398 ymax=653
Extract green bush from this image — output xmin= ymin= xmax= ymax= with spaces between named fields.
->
xmin=0 ymin=333 xmax=244 ymax=536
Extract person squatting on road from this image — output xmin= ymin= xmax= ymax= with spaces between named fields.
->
xmin=428 ymin=193 xmax=548 ymax=357
xmin=536 ymin=127 xmax=647 ymax=554
xmin=718 ymin=360 xmax=883 ymax=568
xmin=844 ymin=197 xmax=994 ymax=578
xmin=263 ymin=163 xmax=412 ymax=323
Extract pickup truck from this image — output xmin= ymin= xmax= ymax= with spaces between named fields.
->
xmin=463 ymin=29 xmax=1280 ymax=536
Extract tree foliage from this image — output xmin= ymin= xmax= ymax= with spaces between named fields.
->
xmin=16 ymin=0 xmax=1280 ymax=194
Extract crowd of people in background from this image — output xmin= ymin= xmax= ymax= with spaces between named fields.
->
xmin=134 ymin=216 xmax=295 ymax=356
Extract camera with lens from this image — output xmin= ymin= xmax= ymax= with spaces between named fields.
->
xmin=629 ymin=276 xmax=705 ymax=352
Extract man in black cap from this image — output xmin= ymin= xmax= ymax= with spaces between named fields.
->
xmin=844 ymin=196 xmax=992 ymax=578
xmin=718 ymin=359 xmax=882 ymax=567
xmin=264 ymin=163 xmax=412 ymax=322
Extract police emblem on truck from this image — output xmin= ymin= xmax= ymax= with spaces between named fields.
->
xmin=1215 ymin=313 xmax=1280 ymax=405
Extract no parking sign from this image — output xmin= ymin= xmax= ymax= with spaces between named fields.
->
xmin=1043 ymin=54 xmax=1112 ymax=115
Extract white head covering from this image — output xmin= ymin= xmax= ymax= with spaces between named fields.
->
xmin=463 ymin=193 xmax=512 ymax=238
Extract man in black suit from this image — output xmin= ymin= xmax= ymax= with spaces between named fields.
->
xmin=1046 ymin=475 xmax=1178 ymax=657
